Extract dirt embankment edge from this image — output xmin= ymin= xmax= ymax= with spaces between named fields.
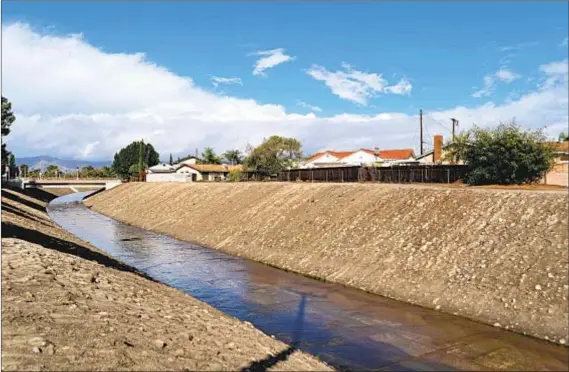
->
xmin=86 ymin=182 xmax=569 ymax=345
xmin=1 ymin=186 xmax=332 ymax=371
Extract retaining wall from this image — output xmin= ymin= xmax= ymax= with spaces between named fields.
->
xmin=85 ymin=182 xmax=569 ymax=344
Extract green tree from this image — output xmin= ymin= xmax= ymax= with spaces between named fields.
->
xmin=559 ymin=132 xmax=568 ymax=142
xmin=102 ymin=166 xmax=115 ymax=178
xmin=44 ymin=164 xmax=60 ymax=177
xmin=202 ymin=147 xmax=221 ymax=164
xmin=81 ymin=165 xmax=95 ymax=177
xmin=443 ymin=131 xmax=471 ymax=164
xmin=223 ymin=149 xmax=243 ymax=165
xmin=128 ymin=163 xmax=148 ymax=176
xmin=111 ymin=140 xmax=159 ymax=178
xmin=244 ymin=135 xmax=303 ymax=176
xmin=449 ymin=121 xmax=554 ymax=185
xmin=228 ymin=168 xmax=242 ymax=182
xmin=1 ymin=96 xmax=16 ymax=173
xmin=20 ymin=164 xmax=29 ymax=177
xmin=169 ymin=153 xmax=173 ymax=165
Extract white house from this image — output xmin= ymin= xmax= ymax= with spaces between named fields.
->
xmin=146 ymin=160 xmax=243 ymax=182
xmin=304 ymin=148 xmax=415 ymax=168
xmin=147 ymin=163 xmax=192 ymax=182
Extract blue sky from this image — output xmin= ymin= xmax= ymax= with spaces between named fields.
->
xmin=2 ymin=2 xmax=568 ymax=160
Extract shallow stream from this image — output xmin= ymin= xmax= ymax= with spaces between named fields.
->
xmin=47 ymin=191 xmax=568 ymax=371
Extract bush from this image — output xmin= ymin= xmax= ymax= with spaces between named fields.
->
xmin=228 ymin=169 xmax=242 ymax=182
xmin=450 ymin=121 xmax=554 ymax=185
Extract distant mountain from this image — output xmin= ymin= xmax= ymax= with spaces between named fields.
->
xmin=16 ymin=155 xmax=112 ymax=171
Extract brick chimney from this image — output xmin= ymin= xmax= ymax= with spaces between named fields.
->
xmin=433 ymin=135 xmax=443 ymax=163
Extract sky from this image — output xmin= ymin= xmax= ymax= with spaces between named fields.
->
xmin=1 ymin=1 xmax=568 ymax=161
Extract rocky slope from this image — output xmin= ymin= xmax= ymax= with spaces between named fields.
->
xmin=1 ymin=187 xmax=331 ymax=371
xmin=86 ymin=182 xmax=569 ymax=345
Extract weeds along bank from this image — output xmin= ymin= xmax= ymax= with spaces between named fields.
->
xmin=86 ymin=182 xmax=569 ymax=344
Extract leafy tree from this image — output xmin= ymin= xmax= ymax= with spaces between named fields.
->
xmin=559 ymin=132 xmax=568 ymax=142
xmin=20 ymin=164 xmax=29 ymax=177
xmin=9 ymin=154 xmax=16 ymax=169
xmin=448 ymin=121 xmax=554 ymax=185
xmin=44 ymin=164 xmax=61 ymax=177
xmin=102 ymin=166 xmax=115 ymax=178
xmin=28 ymin=168 xmax=40 ymax=178
xmin=202 ymin=147 xmax=221 ymax=164
xmin=228 ymin=168 xmax=242 ymax=182
xmin=223 ymin=149 xmax=243 ymax=165
xmin=443 ymin=132 xmax=471 ymax=164
xmin=244 ymin=135 xmax=303 ymax=176
xmin=112 ymin=140 xmax=159 ymax=178
xmin=2 ymin=96 xmax=16 ymax=173
xmin=129 ymin=163 xmax=148 ymax=175
xmin=1 ymin=97 xmax=14 ymax=137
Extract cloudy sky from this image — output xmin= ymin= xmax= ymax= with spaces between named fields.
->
xmin=2 ymin=2 xmax=568 ymax=161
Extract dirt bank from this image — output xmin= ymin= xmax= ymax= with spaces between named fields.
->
xmin=86 ymin=182 xmax=569 ymax=345
xmin=1 ymin=187 xmax=331 ymax=371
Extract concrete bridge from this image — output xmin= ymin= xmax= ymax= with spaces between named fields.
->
xmin=5 ymin=178 xmax=122 ymax=192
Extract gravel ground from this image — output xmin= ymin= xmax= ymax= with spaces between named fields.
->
xmin=1 ymin=187 xmax=332 ymax=371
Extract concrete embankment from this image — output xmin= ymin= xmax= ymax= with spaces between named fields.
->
xmin=86 ymin=182 xmax=569 ymax=345
xmin=1 ymin=187 xmax=331 ymax=371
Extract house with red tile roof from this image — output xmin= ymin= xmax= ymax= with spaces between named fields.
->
xmin=304 ymin=148 xmax=415 ymax=168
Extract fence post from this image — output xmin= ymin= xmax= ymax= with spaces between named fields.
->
xmin=447 ymin=168 xmax=450 ymax=183
xmin=398 ymin=168 xmax=401 ymax=183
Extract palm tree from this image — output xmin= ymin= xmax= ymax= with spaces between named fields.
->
xmin=222 ymin=149 xmax=243 ymax=165
xmin=202 ymin=147 xmax=221 ymax=164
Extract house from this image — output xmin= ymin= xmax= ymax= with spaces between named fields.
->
xmin=416 ymin=135 xmax=465 ymax=165
xmin=541 ymin=141 xmax=569 ymax=187
xmin=184 ymin=164 xmax=231 ymax=181
xmin=147 ymin=163 xmax=191 ymax=182
xmin=546 ymin=141 xmax=569 ymax=163
xmin=304 ymin=148 xmax=415 ymax=168
xmin=146 ymin=160 xmax=243 ymax=182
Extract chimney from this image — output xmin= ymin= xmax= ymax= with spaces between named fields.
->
xmin=433 ymin=135 xmax=443 ymax=164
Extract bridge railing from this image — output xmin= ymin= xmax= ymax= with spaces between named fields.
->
xmin=25 ymin=177 xmax=119 ymax=181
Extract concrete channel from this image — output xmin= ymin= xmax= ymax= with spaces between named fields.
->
xmin=47 ymin=191 xmax=569 ymax=371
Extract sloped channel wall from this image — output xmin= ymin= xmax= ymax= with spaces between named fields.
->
xmin=85 ymin=182 xmax=569 ymax=344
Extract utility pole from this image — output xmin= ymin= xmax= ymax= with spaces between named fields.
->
xmin=451 ymin=118 xmax=459 ymax=141
xmin=420 ymin=109 xmax=424 ymax=155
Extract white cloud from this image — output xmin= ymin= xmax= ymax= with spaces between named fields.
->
xmin=472 ymin=68 xmax=521 ymax=98
xmin=250 ymin=48 xmax=294 ymax=76
xmin=560 ymin=37 xmax=568 ymax=47
xmin=494 ymin=68 xmax=521 ymax=83
xmin=539 ymin=59 xmax=568 ymax=90
xmin=384 ymin=77 xmax=413 ymax=95
xmin=2 ymin=23 xmax=567 ymax=161
xmin=472 ymin=76 xmax=496 ymax=98
xmin=306 ymin=63 xmax=412 ymax=105
xmin=296 ymin=100 xmax=322 ymax=112
xmin=498 ymin=41 xmax=539 ymax=52
xmin=211 ymin=76 xmax=242 ymax=88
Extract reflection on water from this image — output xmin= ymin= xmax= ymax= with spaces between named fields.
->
xmin=47 ymin=192 xmax=569 ymax=371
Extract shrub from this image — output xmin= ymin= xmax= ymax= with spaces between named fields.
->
xmin=228 ymin=169 xmax=242 ymax=182
xmin=449 ymin=121 xmax=554 ymax=185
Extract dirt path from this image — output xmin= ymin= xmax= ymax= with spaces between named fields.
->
xmin=1 ymin=187 xmax=331 ymax=371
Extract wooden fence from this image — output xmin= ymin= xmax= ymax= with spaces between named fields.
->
xmin=238 ymin=171 xmax=276 ymax=182
xmin=278 ymin=165 xmax=469 ymax=184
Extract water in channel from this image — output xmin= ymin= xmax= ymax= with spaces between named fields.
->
xmin=47 ymin=191 xmax=568 ymax=371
